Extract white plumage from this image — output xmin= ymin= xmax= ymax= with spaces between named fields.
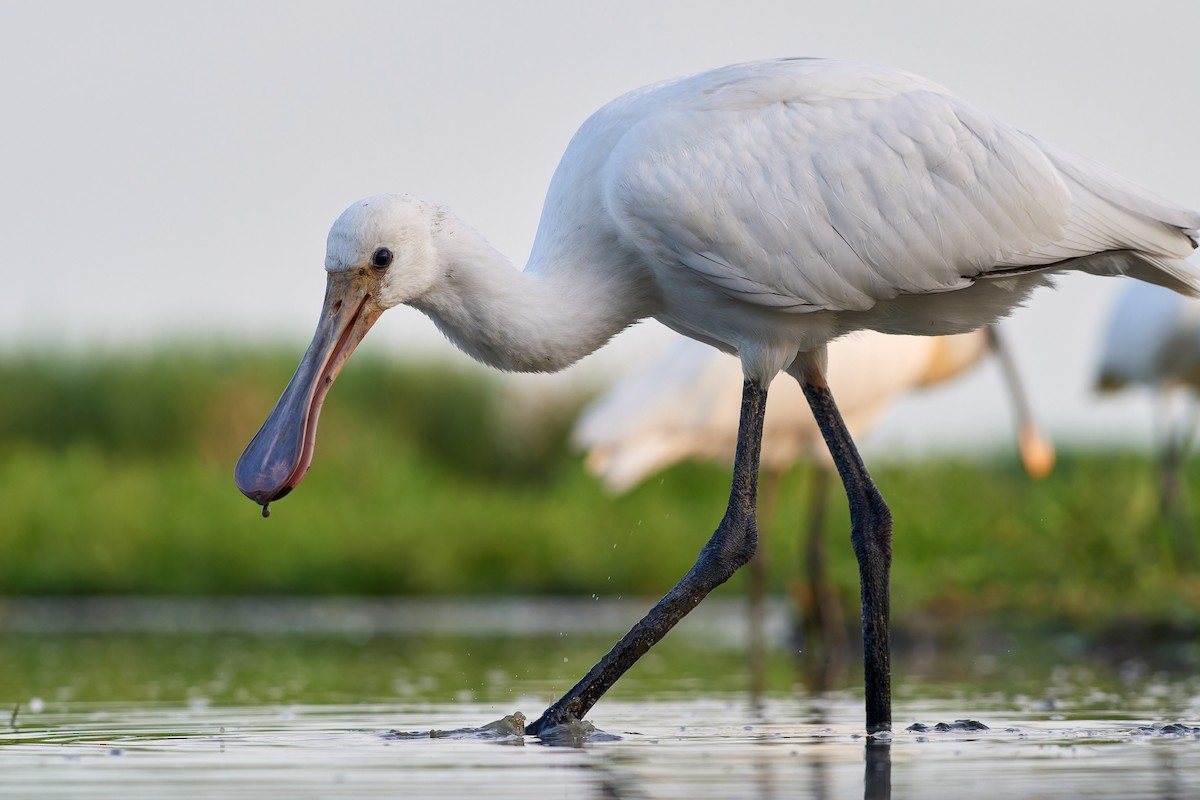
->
xmin=532 ymin=59 xmax=1200 ymax=383
xmin=1097 ymin=283 xmax=1200 ymax=392
xmin=237 ymin=58 xmax=1200 ymax=735
xmin=576 ymin=328 xmax=1053 ymax=493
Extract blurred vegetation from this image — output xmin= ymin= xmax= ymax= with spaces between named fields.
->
xmin=1 ymin=347 xmax=1198 ymax=631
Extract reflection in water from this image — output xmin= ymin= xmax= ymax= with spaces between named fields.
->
xmin=864 ymin=739 xmax=891 ymax=800
xmin=1 ymin=601 xmax=1198 ymax=799
xmin=5 ymin=702 xmax=1199 ymax=800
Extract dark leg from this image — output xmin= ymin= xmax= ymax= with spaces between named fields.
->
xmin=799 ymin=466 xmax=847 ymax=660
xmin=747 ymin=468 xmax=781 ymax=701
xmin=798 ymin=375 xmax=893 ymax=734
xmin=527 ymin=378 xmax=769 ymax=735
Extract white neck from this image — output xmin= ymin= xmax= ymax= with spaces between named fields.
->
xmin=411 ymin=215 xmax=654 ymax=373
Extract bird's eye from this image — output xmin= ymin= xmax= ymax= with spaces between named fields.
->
xmin=371 ymin=247 xmax=393 ymax=269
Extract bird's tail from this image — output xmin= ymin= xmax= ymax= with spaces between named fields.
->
xmin=1038 ymin=138 xmax=1200 ymax=295
xmin=1077 ymin=252 xmax=1200 ymax=298
xmin=1130 ymin=254 xmax=1200 ymax=297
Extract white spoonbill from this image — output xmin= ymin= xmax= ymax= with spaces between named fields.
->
xmin=575 ymin=327 xmax=1055 ymax=659
xmin=1096 ymin=283 xmax=1200 ymax=562
xmin=576 ymin=328 xmax=1054 ymax=494
xmin=235 ymin=58 xmax=1200 ymax=735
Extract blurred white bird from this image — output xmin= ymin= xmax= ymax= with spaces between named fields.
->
xmin=1096 ymin=283 xmax=1200 ymax=562
xmin=237 ymin=58 xmax=1200 ymax=735
xmin=575 ymin=327 xmax=1055 ymax=668
xmin=577 ymin=328 xmax=1054 ymax=493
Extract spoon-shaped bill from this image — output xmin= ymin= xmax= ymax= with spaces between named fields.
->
xmin=235 ymin=271 xmax=382 ymax=509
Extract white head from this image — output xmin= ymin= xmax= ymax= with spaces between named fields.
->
xmin=236 ymin=194 xmax=449 ymax=512
xmin=324 ymin=193 xmax=444 ymax=310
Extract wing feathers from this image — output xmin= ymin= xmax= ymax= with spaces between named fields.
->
xmin=600 ymin=60 xmax=1200 ymax=312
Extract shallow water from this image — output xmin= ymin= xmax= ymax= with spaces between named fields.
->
xmin=1 ymin=598 xmax=1198 ymax=799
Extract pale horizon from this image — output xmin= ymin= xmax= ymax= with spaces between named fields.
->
xmin=4 ymin=0 xmax=1198 ymax=455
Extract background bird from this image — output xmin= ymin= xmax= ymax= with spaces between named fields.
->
xmin=576 ymin=328 xmax=1054 ymax=493
xmin=236 ymin=58 xmax=1200 ymax=735
xmin=574 ymin=326 xmax=1055 ymax=679
xmin=1096 ymin=283 xmax=1200 ymax=565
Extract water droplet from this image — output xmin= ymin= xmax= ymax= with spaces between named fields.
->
xmin=262 ymin=504 xmax=271 ymax=518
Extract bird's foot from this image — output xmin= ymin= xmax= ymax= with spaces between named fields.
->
xmin=526 ymin=711 xmax=618 ymax=745
xmin=525 ymin=706 xmax=569 ymax=737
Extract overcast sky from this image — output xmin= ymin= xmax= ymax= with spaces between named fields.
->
xmin=3 ymin=0 xmax=1198 ymax=455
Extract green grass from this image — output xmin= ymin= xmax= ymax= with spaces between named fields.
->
xmin=1 ymin=347 xmax=1197 ymax=629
